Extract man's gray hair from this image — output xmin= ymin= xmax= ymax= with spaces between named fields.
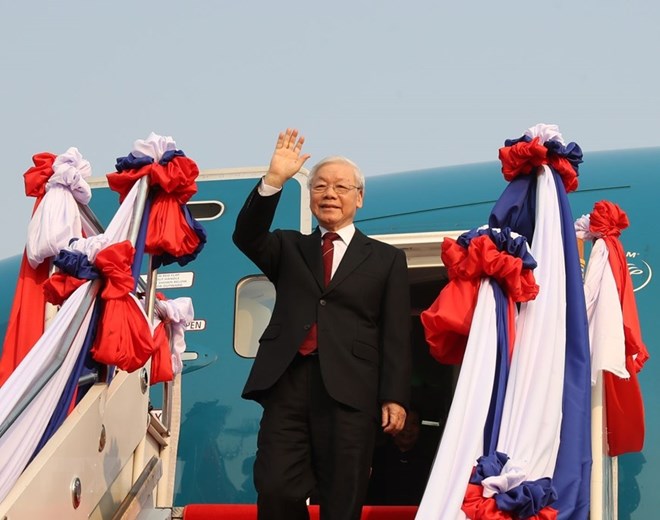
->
xmin=307 ymin=156 xmax=366 ymax=193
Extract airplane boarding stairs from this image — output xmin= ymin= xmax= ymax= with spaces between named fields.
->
xmin=0 ymin=150 xmax=423 ymax=520
xmin=0 ymin=177 xmax=181 ymax=519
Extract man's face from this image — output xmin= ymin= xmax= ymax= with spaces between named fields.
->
xmin=309 ymin=162 xmax=363 ymax=231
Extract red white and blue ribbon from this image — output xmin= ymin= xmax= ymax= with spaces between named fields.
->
xmin=0 ymin=279 xmax=98 ymax=503
xmin=30 ymin=181 xmax=146 ymax=461
xmin=0 ymin=176 xmax=141 ymax=502
xmin=107 ymin=132 xmax=206 ymax=267
xmin=485 ymin=124 xmax=590 ymax=520
xmin=0 ymin=149 xmax=92 ymax=387
xmin=575 ymin=213 xmax=628 ymax=384
xmin=578 ymin=201 xmax=648 ymax=456
xmin=419 ymin=124 xmax=591 ymax=520
xmin=25 ymin=148 xmax=92 ymax=268
xmin=1 ymin=134 xmax=201 ymax=501
xmin=418 ymin=226 xmax=538 ymax=519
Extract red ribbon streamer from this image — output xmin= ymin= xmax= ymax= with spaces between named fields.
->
xmin=0 ymin=153 xmax=57 ymax=386
xmin=498 ymin=137 xmax=578 ymax=193
xmin=91 ymin=241 xmax=155 ymax=372
xmin=421 ymin=235 xmax=538 ymax=364
xmin=590 ymin=200 xmax=648 ymax=455
xmin=107 ymin=156 xmax=201 ymax=258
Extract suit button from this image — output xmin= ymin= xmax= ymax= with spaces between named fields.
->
xmin=303 ymin=324 xmax=311 ymax=330
xmin=319 ymin=299 xmax=326 ymax=306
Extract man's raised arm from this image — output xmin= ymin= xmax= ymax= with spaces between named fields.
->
xmin=262 ymin=128 xmax=311 ymax=189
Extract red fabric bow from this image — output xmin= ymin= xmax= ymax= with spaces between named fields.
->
xmin=420 ymin=236 xmax=538 ymax=364
xmin=107 ymin=157 xmax=199 ymax=203
xmin=462 ymin=483 xmax=558 ymax=520
xmin=499 ymin=138 xmax=547 ymax=180
xmin=499 ymin=138 xmax=578 ymax=193
xmin=590 ymin=201 xmax=648 ymax=455
xmin=589 ymin=200 xmax=629 ymax=238
xmin=107 ymin=156 xmax=201 ymax=258
xmin=91 ymin=241 xmax=155 ymax=372
xmin=0 ymin=153 xmax=57 ymax=386
xmin=151 ymin=322 xmax=174 ymax=385
xmin=42 ymin=273 xmax=87 ymax=306
xmin=147 ymin=190 xmax=201 ymax=258
xmin=42 ymin=243 xmax=170 ymax=378
xmin=24 ymin=152 xmax=57 ymax=199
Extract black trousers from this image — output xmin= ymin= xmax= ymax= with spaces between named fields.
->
xmin=254 ymin=354 xmax=377 ymax=520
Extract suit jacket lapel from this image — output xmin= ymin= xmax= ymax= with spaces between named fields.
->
xmin=326 ymin=229 xmax=372 ymax=291
xmin=300 ymin=229 xmax=324 ymax=289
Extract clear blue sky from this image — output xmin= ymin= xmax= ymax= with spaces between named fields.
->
xmin=1 ymin=0 xmax=658 ymax=258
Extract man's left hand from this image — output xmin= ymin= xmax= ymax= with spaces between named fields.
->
xmin=381 ymin=401 xmax=406 ymax=435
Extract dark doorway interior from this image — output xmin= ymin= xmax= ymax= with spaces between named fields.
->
xmin=366 ymin=266 xmax=458 ymax=506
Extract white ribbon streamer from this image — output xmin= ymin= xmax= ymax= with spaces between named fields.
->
xmin=154 ymin=297 xmax=194 ymax=375
xmin=131 ymin=132 xmax=177 ymax=162
xmin=61 ymin=181 xmax=139 ymax=263
xmin=25 ymin=147 xmax=92 ymax=268
xmin=524 ymin=123 xmax=566 ymax=145
xmin=574 ymin=214 xmax=596 ymax=241
xmin=0 ymin=282 xmax=97 ymax=503
xmin=417 ymin=280 xmax=499 ymax=520
xmin=583 ymin=239 xmax=629 ymax=383
xmin=496 ymin=164 xmax=566 ymax=483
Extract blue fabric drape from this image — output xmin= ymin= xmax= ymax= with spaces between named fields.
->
xmin=483 ymin=280 xmax=510 ymax=456
xmin=551 ymin=170 xmax=592 ymax=520
xmin=489 ymin=175 xmax=538 ymax=245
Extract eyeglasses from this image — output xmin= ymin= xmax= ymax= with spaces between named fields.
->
xmin=311 ymin=183 xmax=361 ymax=195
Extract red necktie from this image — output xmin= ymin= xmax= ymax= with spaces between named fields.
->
xmin=299 ymin=232 xmax=340 ymax=355
xmin=321 ymin=232 xmax=339 ymax=286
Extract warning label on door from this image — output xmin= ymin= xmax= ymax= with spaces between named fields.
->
xmin=141 ymin=272 xmax=195 ymax=289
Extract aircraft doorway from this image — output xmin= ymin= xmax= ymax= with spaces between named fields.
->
xmin=366 ymin=263 xmax=459 ymax=506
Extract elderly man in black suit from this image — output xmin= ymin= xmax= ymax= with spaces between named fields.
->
xmin=233 ymin=128 xmax=411 ymax=520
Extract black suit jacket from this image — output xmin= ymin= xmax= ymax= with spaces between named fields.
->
xmin=233 ymin=182 xmax=411 ymax=416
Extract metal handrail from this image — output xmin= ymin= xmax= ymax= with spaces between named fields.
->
xmin=80 ymin=179 xmax=172 ymax=431
xmin=79 ymin=194 xmax=150 ymax=295
xmin=78 ymin=203 xmax=106 ymax=239
xmin=0 ymin=177 xmax=151 ymax=439
xmin=80 ymin=185 xmax=168 ymax=414
xmin=110 ymin=456 xmax=162 ymax=520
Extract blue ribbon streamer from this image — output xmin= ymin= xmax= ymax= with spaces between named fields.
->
xmin=115 ymin=149 xmax=186 ymax=172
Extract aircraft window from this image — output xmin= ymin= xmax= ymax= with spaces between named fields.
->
xmin=234 ymin=276 xmax=276 ymax=358
xmin=186 ymin=200 xmax=225 ymax=221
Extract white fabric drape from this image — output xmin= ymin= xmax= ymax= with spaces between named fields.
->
xmin=525 ymin=123 xmax=566 ymax=145
xmin=25 ymin=148 xmax=92 ymax=268
xmin=63 ymin=182 xmax=139 ymax=263
xmin=132 ymin=132 xmax=177 ymax=162
xmin=583 ymin=239 xmax=629 ymax=384
xmin=154 ymin=297 xmax=194 ymax=375
xmin=0 ymin=282 xmax=97 ymax=502
xmin=574 ymin=214 xmax=593 ymax=241
xmin=488 ymin=164 xmax=566 ymax=490
xmin=416 ymin=279 xmax=499 ymax=520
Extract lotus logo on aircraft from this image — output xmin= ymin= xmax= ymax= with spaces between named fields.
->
xmin=627 ymin=251 xmax=652 ymax=292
